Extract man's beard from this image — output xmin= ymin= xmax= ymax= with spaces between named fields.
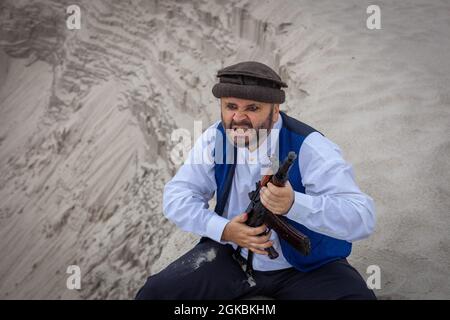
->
xmin=222 ymin=105 xmax=275 ymax=148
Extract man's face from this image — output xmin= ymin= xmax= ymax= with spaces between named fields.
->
xmin=220 ymin=97 xmax=280 ymax=149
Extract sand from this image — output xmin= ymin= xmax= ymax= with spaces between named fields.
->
xmin=0 ymin=0 xmax=449 ymax=299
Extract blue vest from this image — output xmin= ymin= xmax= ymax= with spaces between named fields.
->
xmin=213 ymin=111 xmax=352 ymax=272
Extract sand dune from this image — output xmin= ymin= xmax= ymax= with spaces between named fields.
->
xmin=0 ymin=0 xmax=449 ymax=299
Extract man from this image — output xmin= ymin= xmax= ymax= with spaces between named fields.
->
xmin=135 ymin=61 xmax=376 ymax=300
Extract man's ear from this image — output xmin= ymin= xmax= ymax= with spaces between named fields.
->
xmin=273 ymin=104 xmax=280 ymax=123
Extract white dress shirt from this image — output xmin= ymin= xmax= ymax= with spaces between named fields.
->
xmin=163 ymin=116 xmax=376 ymax=271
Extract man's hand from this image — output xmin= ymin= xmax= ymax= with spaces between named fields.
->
xmin=221 ymin=213 xmax=273 ymax=255
xmin=260 ymin=181 xmax=295 ymax=215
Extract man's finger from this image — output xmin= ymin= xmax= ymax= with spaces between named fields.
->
xmin=258 ymin=230 xmax=272 ymax=242
xmin=250 ymin=240 xmax=273 ymax=249
xmin=266 ymin=182 xmax=284 ymax=196
xmin=249 ymin=247 xmax=268 ymax=255
xmin=262 ymin=230 xmax=272 ymax=240
xmin=260 ymin=192 xmax=277 ymax=211
xmin=233 ymin=212 xmax=248 ymax=223
xmin=261 ymin=187 xmax=278 ymax=203
xmin=248 ymin=234 xmax=272 ymax=245
xmin=248 ymin=224 xmax=267 ymax=235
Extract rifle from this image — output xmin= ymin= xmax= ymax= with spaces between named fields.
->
xmin=232 ymin=151 xmax=311 ymax=285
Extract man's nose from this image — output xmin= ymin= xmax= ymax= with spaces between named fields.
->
xmin=232 ymin=111 xmax=248 ymax=123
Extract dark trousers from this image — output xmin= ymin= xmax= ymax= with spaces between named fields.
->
xmin=135 ymin=238 xmax=376 ymax=300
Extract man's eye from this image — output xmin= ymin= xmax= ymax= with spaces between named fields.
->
xmin=226 ymin=104 xmax=237 ymax=110
xmin=247 ymin=106 xmax=259 ymax=112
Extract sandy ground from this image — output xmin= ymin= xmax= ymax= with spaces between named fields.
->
xmin=0 ymin=0 xmax=449 ymax=299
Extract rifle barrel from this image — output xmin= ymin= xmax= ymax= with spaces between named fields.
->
xmin=272 ymin=152 xmax=297 ymax=187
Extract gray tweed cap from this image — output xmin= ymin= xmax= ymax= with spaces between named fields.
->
xmin=212 ymin=61 xmax=288 ymax=104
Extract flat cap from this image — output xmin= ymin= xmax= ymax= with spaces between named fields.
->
xmin=212 ymin=61 xmax=288 ymax=104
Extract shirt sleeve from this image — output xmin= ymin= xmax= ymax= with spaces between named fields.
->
xmin=163 ymin=122 xmax=231 ymax=243
xmin=285 ymin=132 xmax=376 ymax=242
